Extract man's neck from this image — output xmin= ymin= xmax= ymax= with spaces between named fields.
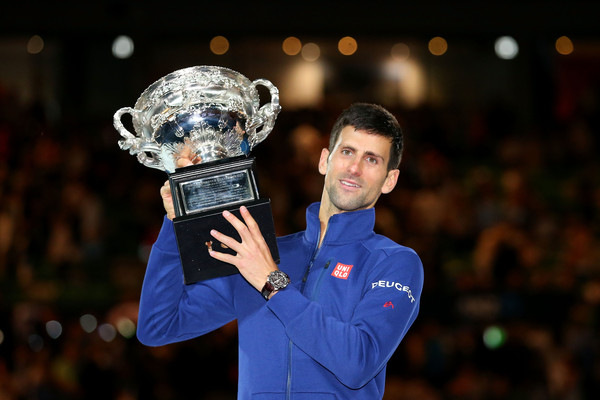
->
xmin=317 ymin=200 xmax=340 ymax=247
xmin=317 ymin=213 xmax=329 ymax=248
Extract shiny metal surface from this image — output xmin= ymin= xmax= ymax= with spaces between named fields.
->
xmin=113 ymin=66 xmax=280 ymax=173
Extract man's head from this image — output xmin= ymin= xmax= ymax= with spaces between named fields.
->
xmin=328 ymin=103 xmax=403 ymax=171
xmin=318 ymin=103 xmax=403 ymax=218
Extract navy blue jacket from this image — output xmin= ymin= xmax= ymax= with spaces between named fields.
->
xmin=137 ymin=203 xmax=424 ymax=399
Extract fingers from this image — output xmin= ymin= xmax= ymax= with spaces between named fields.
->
xmin=221 ymin=209 xmax=252 ymax=243
xmin=176 ymin=156 xmax=194 ymax=168
xmin=160 ymin=180 xmax=176 ymax=220
xmin=240 ymin=206 xmax=260 ymax=234
xmin=208 ymin=206 xmax=277 ymax=292
xmin=207 ymin=242 xmax=237 ymax=265
xmin=176 ymin=144 xmax=201 ymax=168
xmin=210 ymin=228 xmax=241 ymax=254
xmin=160 ymin=181 xmax=171 ymax=198
xmin=209 ymin=206 xmax=266 ymax=255
xmin=240 ymin=206 xmax=270 ymax=251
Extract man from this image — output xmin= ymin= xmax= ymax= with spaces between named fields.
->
xmin=137 ymin=103 xmax=424 ymax=399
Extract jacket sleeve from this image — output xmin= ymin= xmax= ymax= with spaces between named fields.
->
xmin=136 ymin=216 xmax=237 ymax=346
xmin=266 ymin=249 xmax=423 ymax=389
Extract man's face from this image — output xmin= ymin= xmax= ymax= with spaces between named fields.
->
xmin=318 ymin=126 xmax=399 ymax=215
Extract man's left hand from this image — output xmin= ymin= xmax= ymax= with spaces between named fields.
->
xmin=209 ymin=206 xmax=278 ymax=292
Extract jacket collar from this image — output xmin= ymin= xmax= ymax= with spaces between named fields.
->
xmin=304 ymin=202 xmax=376 ymax=245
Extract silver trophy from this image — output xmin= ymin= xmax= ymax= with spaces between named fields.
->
xmin=114 ymin=66 xmax=281 ymax=283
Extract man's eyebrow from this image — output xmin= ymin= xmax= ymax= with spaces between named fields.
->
xmin=364 ymin=150 xmax=385 ymax=161
xmin=339 ymin=145 xmax=385 ymax=161
xmin=339 ymin=144 xmax=356 ymax=151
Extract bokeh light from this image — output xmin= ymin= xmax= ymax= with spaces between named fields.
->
xmin=280 ymin=61 xmax=324 ymax=108
xmin=112 ymin=35 xmax=134 ymax=59
xmin=80 ymin=314 xmax=98 ymax=333
xmin=483 ymin=325 xmax=507 ymax=349
xmin=282 ymin=36 xmax=302 ymax=55
xmin=495 ymin=36 xmax=519 ymax=59
xmin=391 ymin=42 xmax=410 ymax=61
xmin=45 ymin=320 xmax=63 ymax=339
xmin=26 ymin=34 xmax=44 ymax=54
xmin=338 ymin=36 xmax=358 ymax=55
xmin=556 ymin=35 xmax=574 ymax=55
xmin=210 ymin=36 xmax=229 ymax=55
xmin=383 ymin=58 xmax=426 ymax=108
xmin=98 ymin=323 xmax=117 ymax=342
xmin=116 ymin=318 xmax=136 ymax=339
xmin=428 ymin=36 xmax=448 ymax=56
xmin=301 ymin=42 xmax=321 ymax=62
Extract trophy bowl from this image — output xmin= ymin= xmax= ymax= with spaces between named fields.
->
xmin=113 ymin=65 xmax=281 ymax=173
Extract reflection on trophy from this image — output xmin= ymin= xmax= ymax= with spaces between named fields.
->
xmin=113 ymin=66 xmax=281 ymax=284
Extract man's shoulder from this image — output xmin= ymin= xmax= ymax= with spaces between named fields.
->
xmin=367 ymin=233 xmax=416 ymax=253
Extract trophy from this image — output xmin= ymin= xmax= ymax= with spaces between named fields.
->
xmin=113 ymin=66 xmax=281 ymax=284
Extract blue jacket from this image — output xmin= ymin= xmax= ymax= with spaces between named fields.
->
xmin=137 ymin=202 xmax=424 ymax=399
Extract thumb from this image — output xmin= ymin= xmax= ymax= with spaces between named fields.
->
xmin=160 ymin=181 xmax=176 ymax=220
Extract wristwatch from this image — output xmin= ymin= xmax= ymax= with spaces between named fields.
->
xmin=261 ymin=270 xmax=290 ymax=300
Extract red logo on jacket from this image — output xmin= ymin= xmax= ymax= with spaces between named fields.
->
xmin=331 ymin=263 xmax=353 ymax=279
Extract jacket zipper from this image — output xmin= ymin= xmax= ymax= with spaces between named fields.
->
xmin=300 ymin=241 xmax=321 ymax=294
xmin=286 ymin=340 xmax=293 ymax=400
xmin=288 ymin=233 xmax=324 ymax=399
xmin=310 ymin=259 xmax=332 ymax=301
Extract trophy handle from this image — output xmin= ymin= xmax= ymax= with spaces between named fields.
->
xmin=249 ymin=79 xmax=282 ymax=145
xmin=113 ymin=107 xmax=164 ymax=171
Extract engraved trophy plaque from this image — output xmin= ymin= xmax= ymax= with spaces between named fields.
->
xmin=114 ymin=66 xmax=281 ymax=284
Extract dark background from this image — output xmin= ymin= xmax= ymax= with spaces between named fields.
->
xmin=1 ymin=1 xmax=600 ymax=399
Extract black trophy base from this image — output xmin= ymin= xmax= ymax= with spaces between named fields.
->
xmin=172 ymin=198 xmax=279 ymax=284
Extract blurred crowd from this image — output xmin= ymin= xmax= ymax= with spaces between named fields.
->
xmin=0 ymin=72 xmax=599 ymax=400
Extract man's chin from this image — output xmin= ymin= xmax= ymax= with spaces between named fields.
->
xmin=331 ymin=200 xmax=370 ymax=213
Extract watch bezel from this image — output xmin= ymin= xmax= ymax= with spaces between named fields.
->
xmin=261 ymin=270 xmax=290 ymax=300
xmin=269 ymin=270 xmax=290 ymax=290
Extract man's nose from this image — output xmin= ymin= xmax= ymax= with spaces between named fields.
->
xmin=348 ymin=158 xmax=362 ymax=175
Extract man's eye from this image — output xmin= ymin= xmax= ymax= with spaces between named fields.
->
xmin=341 ymin=149 xmax=352 ymax=156
xmin=366 ymin=157 xmax=378 ymax=164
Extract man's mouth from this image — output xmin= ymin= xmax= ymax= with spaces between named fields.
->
xmin=340 ymin=179 xmax=360 ymax=188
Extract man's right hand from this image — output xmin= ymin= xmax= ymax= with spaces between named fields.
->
xmin=160 ymin=181 xmax=176 ymax=220
xmin=160 ymin=152 xmax=201 ymax=220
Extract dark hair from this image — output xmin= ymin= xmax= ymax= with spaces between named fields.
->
xmin=328 ymin=103 xmax=403 ymax=170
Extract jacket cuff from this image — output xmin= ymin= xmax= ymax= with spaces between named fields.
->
xmin=266 ymin=286 xmax=309 ymax=325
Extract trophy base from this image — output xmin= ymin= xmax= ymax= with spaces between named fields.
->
xmin=172 ymin=198 xmax=279 ymax=284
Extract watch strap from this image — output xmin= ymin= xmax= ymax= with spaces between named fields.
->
xmin=261 ymin=270 xmax=290 ymax=300
xmin=261 ymin=281 xmax=275 ymax=300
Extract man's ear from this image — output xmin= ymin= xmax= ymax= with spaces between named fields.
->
xmin=381 ymin=169 xmax=400 ymax=194
xmin=318 ymin=148 xmax=330 ymax=176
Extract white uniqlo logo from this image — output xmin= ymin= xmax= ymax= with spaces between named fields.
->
xmin=331 ymin=263 xmax=353 ymax=280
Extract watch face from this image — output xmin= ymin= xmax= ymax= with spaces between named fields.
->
xmin=269 ymin=270 xmax=290 ymax=290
